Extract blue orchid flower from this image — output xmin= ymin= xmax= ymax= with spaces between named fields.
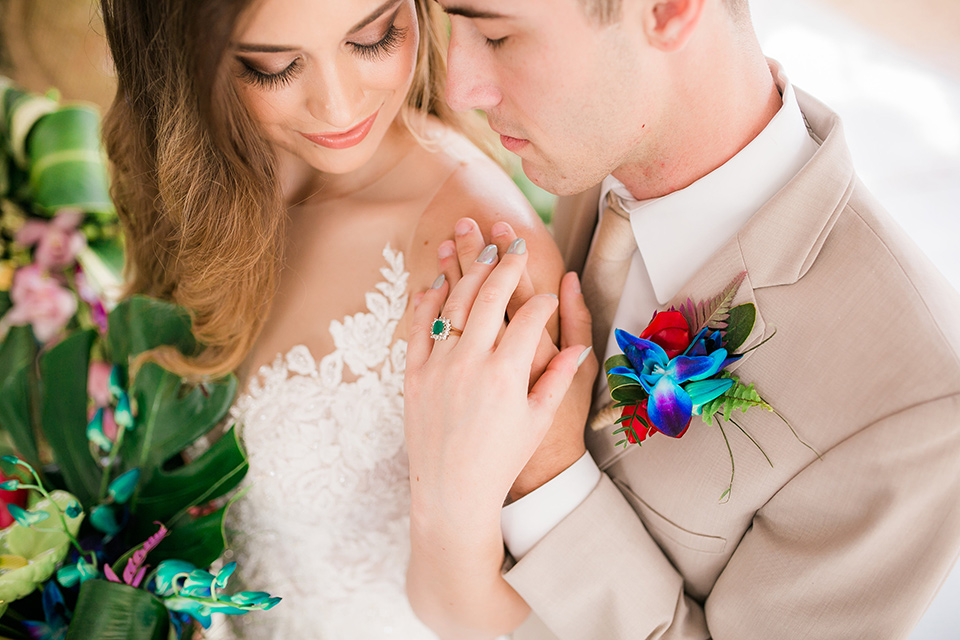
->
xmin=21 ymin=581 xmax=71 ymax=640
xmin=609 ymin=329 xmax=734 ymax=437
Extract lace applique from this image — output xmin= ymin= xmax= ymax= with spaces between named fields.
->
xmin=211 ymin=245 xmax=436 ymax=640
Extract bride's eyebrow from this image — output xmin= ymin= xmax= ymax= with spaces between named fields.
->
xmin=349 ymin=0 xmax=404 ymax=34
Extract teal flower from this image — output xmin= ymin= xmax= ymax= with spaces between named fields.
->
xmin=55 ymin=558 xmax=98 ymax=588
xmin=86 ymin=408 xmax=113 ymax=452
xmin=153 ymin=560 xmax=281 ymax=629
xmin=7 ymin=505 xmax=51 ymax=528
xmin=114 ymin=391 xmax=134 ymax=431
xmin=106 ymin=469 xmax=140 ymax=504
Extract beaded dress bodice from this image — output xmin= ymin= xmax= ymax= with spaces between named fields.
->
xmin=212 ymin=246 xmax=436 ymax=639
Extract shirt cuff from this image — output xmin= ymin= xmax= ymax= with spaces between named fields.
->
xmin=500 ymin=452 xmax=601 ymax=560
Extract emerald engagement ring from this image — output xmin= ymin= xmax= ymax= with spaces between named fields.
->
xmin=430 ymin=317 xmax=462 ymax=341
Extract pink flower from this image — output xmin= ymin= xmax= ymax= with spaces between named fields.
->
xmin=88 ymin=361 xmax=112 ymax=407
xmin=2 ymin=265 xmax=78 ymax=343
xmin=15 ymin=209 xmax=86 ymax=270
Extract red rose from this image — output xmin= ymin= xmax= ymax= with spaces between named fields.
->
xmin=621 ymin=404 xmax=658 ymax=444
xmin=0 ymin=470 xmax=29 ymax=529
xmin=640 ymin=311 xmax=691 ymax=359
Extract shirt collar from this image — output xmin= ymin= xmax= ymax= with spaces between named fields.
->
xmin=598 ymin=60 xmax=820 ymax=305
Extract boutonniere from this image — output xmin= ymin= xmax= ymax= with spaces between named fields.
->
xmin=598 ymin=273 xmax=817 ymax=501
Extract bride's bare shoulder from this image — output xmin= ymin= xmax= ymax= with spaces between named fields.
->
xmin=406 ymin=122 xmax=561 ymax=291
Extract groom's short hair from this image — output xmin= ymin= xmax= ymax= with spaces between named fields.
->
xmin=579 ymin=0 xmax=748 ymax=24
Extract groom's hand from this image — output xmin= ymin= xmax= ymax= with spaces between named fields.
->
xmin=438 ymin=218 xmax=598 ymax=501
xmin=509 ymin=271 xmax=597 ymax=501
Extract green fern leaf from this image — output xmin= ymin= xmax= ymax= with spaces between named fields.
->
xmin=699 ymin=373 xmax=772 ymax=423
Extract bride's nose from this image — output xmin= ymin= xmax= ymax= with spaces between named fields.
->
xmin=305 ymin=62 xmax=365 ymax=130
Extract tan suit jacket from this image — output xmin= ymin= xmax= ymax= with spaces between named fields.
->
xmin=505 ymin=89 xmax=960 ymax=639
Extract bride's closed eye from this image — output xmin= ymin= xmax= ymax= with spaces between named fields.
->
xmin=237 ymin=58 xmax=303 ymax=90
xmin=235 ymin=20 xmax=409 ymax=90
xmin=349 ymin=23 xmax=409 ymax=61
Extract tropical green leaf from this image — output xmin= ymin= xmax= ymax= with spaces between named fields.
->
xmin=39 ymin=329 xmax=101 ymax=506
xmin=135 ymin=426 xmax=247 ymax=525
xmin=0 ymin=325 xmax=40 ymax=467
xmin=107 ymin=296 xmax=197 ymax=367
xmin=27 ymin=106 xmax=114 ymax=216
xmin=150 ymin=506 xmax=232 ymax=568
xmin=610 ymin=382 xmax=648 ymax=403
xmin=0 ymin=290 xmax=10 ymax=317
xmin=603 ymin=353 xmax=631 ymax=374
xmin=699 ymin=373 xmax=772 ymax=423
xmin=65 ymin=580 xmax=170 ymax=640
xmin=677 ymin=272 xmax=746 ymax=336
xmin=723 ymin=303 xmax=756 ymax=353
xmin=120 ymin=363 xmax=236 ymax=485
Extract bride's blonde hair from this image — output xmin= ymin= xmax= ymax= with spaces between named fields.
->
xmin=100 ymin=0 xmax=492 ymax=380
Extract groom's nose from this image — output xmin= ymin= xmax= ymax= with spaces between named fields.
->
xmin=445 ymin=30 xmax=502 ymax=113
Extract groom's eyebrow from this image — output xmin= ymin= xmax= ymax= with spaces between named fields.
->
xmin=442 ymin=3 xmax=509 ymax=19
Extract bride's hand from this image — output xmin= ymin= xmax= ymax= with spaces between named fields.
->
xmin=404 ymin=234 xmax=588 ymax=523
xmin=424 ymin=219 xmax=599 ymax=503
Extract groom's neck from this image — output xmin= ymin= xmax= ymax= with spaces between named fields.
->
xmin=612 ymin=21 xmax=780 ymax=202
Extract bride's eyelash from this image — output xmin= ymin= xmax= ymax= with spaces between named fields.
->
xmin=238 ymin=58 xmax=302 ymax=90
xmin=350 ymin=24 xmax=408 ymax=61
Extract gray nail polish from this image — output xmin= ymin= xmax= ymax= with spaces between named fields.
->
xmin=577 ymin=346 xmax=593 ymax=368
xmin=476 ymin=244 xmax=498 ymax=265
xmin=507 ymin=238 xmax=526 ymax=255
xmin=431 ymin=274 xmax=445 ymax=289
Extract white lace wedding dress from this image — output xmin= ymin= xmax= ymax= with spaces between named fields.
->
xmin=208 ymin=245 xmax=438 ymax=639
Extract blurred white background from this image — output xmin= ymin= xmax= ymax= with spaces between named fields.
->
xmin=751 ymin=1 xmax=960 ymax=637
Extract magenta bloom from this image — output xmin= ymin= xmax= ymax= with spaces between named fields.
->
xmin=15 ymin=209 xmax=87 ymax=270
xmin=2 ymin=265 xmax=77 ymax=342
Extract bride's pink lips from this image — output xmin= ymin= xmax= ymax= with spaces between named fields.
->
xmin=300 ymin=110 xmax=379 ymax=149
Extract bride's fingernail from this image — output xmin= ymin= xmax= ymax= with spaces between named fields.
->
xmin=455 ymin=219 xmax=473 ymax=236
xmin=577 ymin=346 xmax=593 ymax=368
xmin=506 ymin=238 xmax=526 ymax=255
xmin=431 ymin=274 xmax=445 ymax=289
xmin=476 ymin=244 xmax=498 ymax=264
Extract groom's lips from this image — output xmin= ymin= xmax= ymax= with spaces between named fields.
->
xmin=499 ymin=133 xmax=529 ymax=153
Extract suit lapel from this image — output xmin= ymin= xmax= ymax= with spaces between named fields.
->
xmin=583 ymin=89 xmax=857 ymax=471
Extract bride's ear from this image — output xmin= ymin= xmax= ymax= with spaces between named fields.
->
xmin=641 ymin=0 xmax=707 ymax=52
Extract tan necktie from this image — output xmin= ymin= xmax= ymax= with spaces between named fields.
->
xmin=581 ymin=192 xmax=637 ymax=358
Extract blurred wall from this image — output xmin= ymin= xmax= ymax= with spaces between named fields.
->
xmin=0 ymin=0 xmax=115 ymax=110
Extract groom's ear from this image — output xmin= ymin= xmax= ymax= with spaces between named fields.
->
xmin=641 ymin=0 xmax=707 ymax=52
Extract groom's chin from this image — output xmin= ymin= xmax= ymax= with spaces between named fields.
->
xmin=520 ymin=159 xmax=605 ymax=197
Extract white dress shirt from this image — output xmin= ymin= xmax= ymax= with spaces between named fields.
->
xmin=501 ymin=61 xmax=821 ymax=560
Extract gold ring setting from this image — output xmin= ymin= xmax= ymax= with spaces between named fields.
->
xmin=430 ymin=316 xmax=462 ymax=341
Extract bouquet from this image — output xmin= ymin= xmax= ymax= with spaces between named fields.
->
xmin=0 ymin=77 xmax=276 ymax=639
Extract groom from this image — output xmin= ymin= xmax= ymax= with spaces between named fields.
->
xmin=435 ymin=0 xmax=960 ymax=638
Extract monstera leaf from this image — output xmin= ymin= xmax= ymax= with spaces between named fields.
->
xmin=0 ymin=325 xmax=40 ymax=469
xmin=66 ymin=580 xmax=170 ymax=640
xmin=104 ymin=297 xmax=245 ymax=559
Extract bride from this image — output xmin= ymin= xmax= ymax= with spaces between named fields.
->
xmin=98 ymin=0 xmax=570 ymax=637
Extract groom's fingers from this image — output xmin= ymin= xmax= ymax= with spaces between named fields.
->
xmin=527 ymin=345 xmax=587 ymax=430
xmin=438 ymin=240 xmax=463 ymax=290
xmin=489 ymin=221 xmax=538 ymax=324
xmin=406 ymin=277 xmax=449 ymax=370
xmin=453 ymin=217 xmax=487 ymax=274
xmin=558 ymin=272 xmax=593 ymax=351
